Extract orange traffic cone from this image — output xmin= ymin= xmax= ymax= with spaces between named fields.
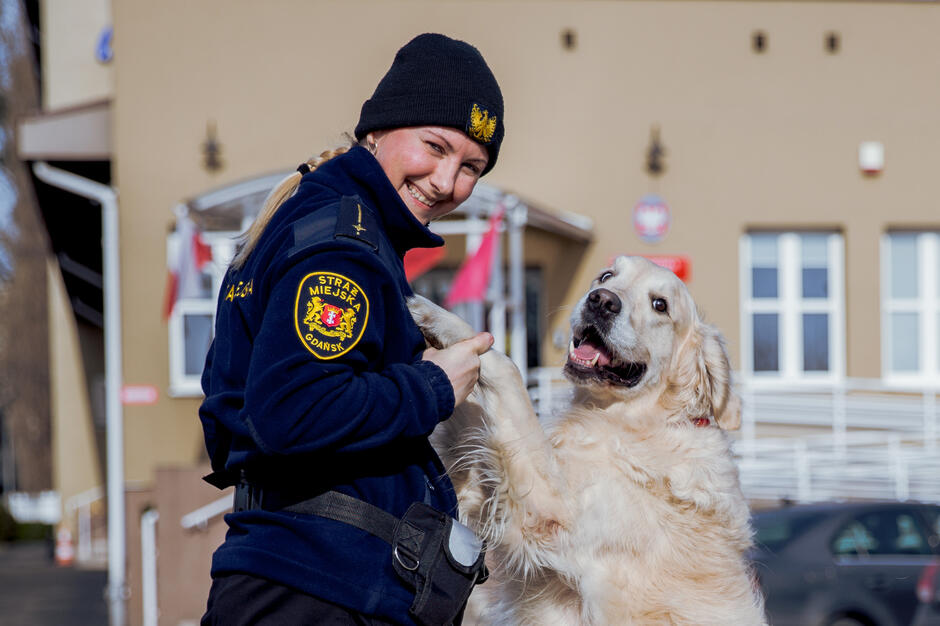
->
xmin=54 ymin=525 xmax=74 ymax=567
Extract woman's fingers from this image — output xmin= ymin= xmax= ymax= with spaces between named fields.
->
xmin=422 ymin=332 xmax=494 ymax=406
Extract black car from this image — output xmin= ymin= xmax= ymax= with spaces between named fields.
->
xmin=750 ymin=501 xmax=940 ymax=626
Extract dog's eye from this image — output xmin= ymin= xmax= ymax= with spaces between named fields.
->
xmin=652 ymin=298 xmax=668 ymax=314
xmin=598 ymin=271 xmax=613 ymax=283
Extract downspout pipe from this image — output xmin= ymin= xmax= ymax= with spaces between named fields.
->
xmin=32 ymin=162 xmax=126 ymax=626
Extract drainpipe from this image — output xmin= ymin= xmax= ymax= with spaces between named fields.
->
xmin=32 ymin=162 xmax=126 ymax=626
xmin=140 ymin=509 xmax=160 ymax=626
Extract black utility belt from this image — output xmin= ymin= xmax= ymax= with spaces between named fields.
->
xmin=232 ymin=482 xmax=488 ymax=626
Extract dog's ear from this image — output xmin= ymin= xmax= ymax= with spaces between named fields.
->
xmin=700 ymin=323 xmax=741 ymax=430
xmin=669 ymin=321 xmax=741 ymax=430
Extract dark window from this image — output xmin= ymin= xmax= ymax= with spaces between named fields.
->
xmin=753 ymin=313 xmax=779 ymax=372
xmin=183 ymin=313 xmax=214 ymax=376
xmin=752 ymin=268 xmax=778 ymax=298
xmin=833 ymin=510 xmax=933 ymax=556
xmin=802 ymin=268 xmax=828 ymax=298
xmin=801 ymin=234 xmax=829 ymax=298
xmin=802 ymin=314 xmax=829 ymax=371
xmin=753 ymin=510 xmax=824 ymax=553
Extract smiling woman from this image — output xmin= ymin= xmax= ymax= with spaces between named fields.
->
xmin=198 ymin=33 xmax=505 ymax=626
xmin=368 ymin=126 xmax=488 ymax=224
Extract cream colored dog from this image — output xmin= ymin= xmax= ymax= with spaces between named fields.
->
xmin=409 ymin=256 xmax=766 ymax=625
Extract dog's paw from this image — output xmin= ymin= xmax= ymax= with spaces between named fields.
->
xmin=407 ymin=295 xmax=476 ymax=348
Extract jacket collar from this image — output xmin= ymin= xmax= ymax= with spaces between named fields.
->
xmin=308 ymin=146 xmax=445 ymax=256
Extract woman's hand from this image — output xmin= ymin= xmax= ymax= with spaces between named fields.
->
xmin=422 ymin=332 xmax=494 ymax=406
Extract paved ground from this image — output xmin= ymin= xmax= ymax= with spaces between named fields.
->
xmin=0 ymin=541 xmax=108 ymax=625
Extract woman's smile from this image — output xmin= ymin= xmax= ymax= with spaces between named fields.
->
xmin=369 ymin=126 xmax=488 ymax=224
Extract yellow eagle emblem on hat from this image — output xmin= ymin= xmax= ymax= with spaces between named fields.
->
xmin=468 ymin=103 xmax=497 ymax=144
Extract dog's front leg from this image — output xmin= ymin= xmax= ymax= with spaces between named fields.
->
xmin=407 ymin=296 xmax=570 ymax=569
xmin=471 ymin=350 xmax=572 ymax=574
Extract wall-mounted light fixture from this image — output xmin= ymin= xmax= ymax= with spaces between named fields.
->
xmin=752 ymin=30 xmax=767 ymax=54
xmin=202 ymin=121 xmax=224 ymax=173
xmin=646 ymin=125 xmax=666 ymax=176
xmin=561 ymin=28 xmax=577 ymax=51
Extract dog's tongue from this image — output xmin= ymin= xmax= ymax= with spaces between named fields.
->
xmin=571 ymin=339 xmax=612 ymax=367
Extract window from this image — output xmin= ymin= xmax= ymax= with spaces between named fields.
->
xmin=832 ymin=510 xmax=932 ymax=557
xmin=921 ymin=506 xmax=940 ymax=548
xmin=752 ymin=509 xmax=824 ymax=553
xmin=167 ymin=231 xmax=236 ymax=396
xmin=740 ymin=232 xmax=845 ymax=381
xmin=881 ymin=232 xmax=940 ymax=383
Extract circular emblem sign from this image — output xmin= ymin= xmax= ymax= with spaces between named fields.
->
xmin=632 ymin=194 xmax=671 ymax=243
xmin=294 ymin=272 xmax=369 ymax=359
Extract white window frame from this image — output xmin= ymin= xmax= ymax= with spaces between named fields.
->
xmin=739 ymin=231 xmax=845 ymax=386
xmin=880 ymin=232 xmax=940 ymax=386
xmin=167 ymin=231 xmax=237 ymax=397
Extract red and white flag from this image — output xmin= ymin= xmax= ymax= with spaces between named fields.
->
xmin=445 ymin=209 xmax=504 ymax=309
xmin=163 ymin=213 xmax=212 ymax=319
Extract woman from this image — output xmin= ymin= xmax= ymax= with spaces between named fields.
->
xmin=199 ymin=33 xmax=504 ymax=625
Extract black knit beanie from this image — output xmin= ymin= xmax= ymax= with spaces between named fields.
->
xmin=355 ymin=33 xmax=504 ymax=175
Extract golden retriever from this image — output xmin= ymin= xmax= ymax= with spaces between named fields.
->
xmin=409 ymin=255 xmax=766 ymax=625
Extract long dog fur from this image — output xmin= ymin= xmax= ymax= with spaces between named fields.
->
xmin=410 ymin=255 xmax=766 ymax=625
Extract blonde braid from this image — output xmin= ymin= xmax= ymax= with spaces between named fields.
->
xmin=231 ymin=139 xmax=359 ymax=269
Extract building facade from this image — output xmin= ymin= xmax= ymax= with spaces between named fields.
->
xmin=16 ymin=0 xmax=940 ymax=622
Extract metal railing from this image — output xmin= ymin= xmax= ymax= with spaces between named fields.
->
xmin=735 ymin=432 xmax=940 ymax=503
xmin=64 ymin=486 xmax=105 ymax=564
xmin=180 ymin=493 xmax=233 ymax=531
xmin=528 ymin=368 xmax=940 ymax=504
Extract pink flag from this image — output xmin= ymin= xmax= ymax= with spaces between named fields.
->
xmin=163 ymin=214 xmax=213 ymax=319
xmin=445 ymin=210 xmax=504 ymax=308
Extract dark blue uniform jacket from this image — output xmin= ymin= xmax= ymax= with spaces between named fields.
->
xmin=199 ymin=146 xmax=458 ymax=623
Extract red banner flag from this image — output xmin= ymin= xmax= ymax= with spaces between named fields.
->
xmin=404 ymin=246 xmax=446 ymax=282
xmin=163 ymin=214 xmax=213 ymax=319
xmin=445 ymin=210 xmax=504 ymax=308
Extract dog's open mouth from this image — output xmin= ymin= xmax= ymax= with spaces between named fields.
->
xmin=564 ymin=325 xmax=647 ymax=387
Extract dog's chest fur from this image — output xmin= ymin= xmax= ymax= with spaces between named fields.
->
xmin=547 ymin=413 xmax=752 ymax=569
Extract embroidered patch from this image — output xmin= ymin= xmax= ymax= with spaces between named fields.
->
xmin=294 ymin=272 xmax=369 ymax=359
xmin=224 ymin=279 xmax=253 ymax=302
xmin=467 ymin=103 xmax=497 ymax=144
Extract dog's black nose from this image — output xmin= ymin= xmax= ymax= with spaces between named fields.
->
xmin=587 ymin=288 xmax=621 ymax=317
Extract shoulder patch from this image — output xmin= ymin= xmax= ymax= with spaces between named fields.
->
xmin=294 ymin=271 xmax=369 ymax=359
xmin=335 ymin=196 xmax=379 ymax=251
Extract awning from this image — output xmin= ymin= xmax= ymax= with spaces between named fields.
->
xmin=435 ymin=182 xmax=594 ymax=243
xmin=17 ymin=99 xmax=111 ymax=161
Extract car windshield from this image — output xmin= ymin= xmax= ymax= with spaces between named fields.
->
xmin=752 ymin=508 xmax=825 ymax=553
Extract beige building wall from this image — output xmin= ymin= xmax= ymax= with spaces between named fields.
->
xmin=48 ymin=261 xmax=101 ymax=522
xmin=41 ymin=0 xmax=113 ymax=110
xmin=111 ymin=1 xmax=940 ymax=480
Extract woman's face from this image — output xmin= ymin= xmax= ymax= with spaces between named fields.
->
xmin=369 ymin=126 xmax=489 ymax=224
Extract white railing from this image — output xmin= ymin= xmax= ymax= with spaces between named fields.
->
xmin=64 ymin=486 xmax=105 ymax=564
xmin=6 ymin=490 xmax=61 ymax=524
xmin=734 ymin=432 xmax=940 ymax=503
xmin=180 ymin=493 xmax=233 ymax=531
xmin=528 ymin=368 xmax=940 ymax=504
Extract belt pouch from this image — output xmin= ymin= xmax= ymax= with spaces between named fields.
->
xmin=391 ymin=502 xmax=487 ymax=626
